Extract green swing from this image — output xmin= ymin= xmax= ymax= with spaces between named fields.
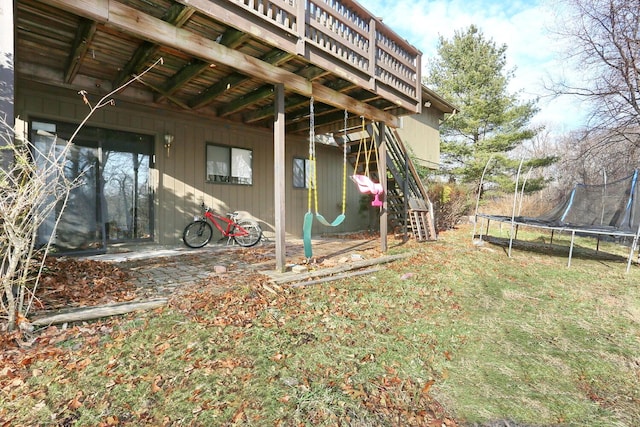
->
xmin=303 ymin=99 xmax=349 ymax=258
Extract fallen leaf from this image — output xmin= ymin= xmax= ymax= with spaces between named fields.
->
xmin=9 ymin=377 xmax=24 ymax=387
xmin=68 ymin=391 xmax=84 ymax=409
xmin=151 ymin=375 xmax=163 ymax=393
xmin=231 ymin=403 xmax=247 ymax=423
xmin=105 ymin=415 xmax=119 ymax=425
xmin=154 ymin=342 xmax=170 ymax=355
xmin=422 ymin=379 xmax=435 ymax=395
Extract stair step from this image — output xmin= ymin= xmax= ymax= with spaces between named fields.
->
xmin=345 ymin=122 xmax=436 ymax=241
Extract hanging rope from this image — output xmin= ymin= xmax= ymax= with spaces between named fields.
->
xmin=353 ymin=116 xmax=367 ymax=176
xmin=351 ymin=117 xmax=383 ymax=206
xmin=303 ymin=98 xmax=349 ymax=258
xmin=304 ymin=98 xmax=316 ymax=258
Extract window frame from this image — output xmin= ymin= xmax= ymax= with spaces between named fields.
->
xmin=293 ymin=157 xmax=312 ymax=189
xmin=206 ymin=143 xmax=253 ymax=185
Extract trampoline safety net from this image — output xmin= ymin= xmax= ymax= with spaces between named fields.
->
xmin=484 ymin=170 xmax=640 ymax=234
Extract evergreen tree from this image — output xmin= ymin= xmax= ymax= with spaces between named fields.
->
xmin=427 ymin=25 xmax=555 ymax=195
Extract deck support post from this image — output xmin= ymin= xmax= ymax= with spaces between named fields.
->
xmin=377 ymin=122 xmax=387 ymax=252
xmin=274 ymin=83 xmax=286 ymax=272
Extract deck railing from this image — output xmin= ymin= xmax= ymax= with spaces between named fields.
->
xmin=230 ymin=0 xmax=421 ymax=112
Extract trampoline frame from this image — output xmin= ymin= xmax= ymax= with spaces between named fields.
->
xmin=475 ymin=213 xmax=640 ymax=272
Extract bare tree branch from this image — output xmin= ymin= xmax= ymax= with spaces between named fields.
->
xmin=550 ymin=0 xmax=640 ymax=145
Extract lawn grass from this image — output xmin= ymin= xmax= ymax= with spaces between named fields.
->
xmin=2 ymin=224 xmax=640 ymax=426
xmin=443 ymin=224 xmax=640 ymax=426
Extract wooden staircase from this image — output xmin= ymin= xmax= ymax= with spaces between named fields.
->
xmin=342 ymin=123 xmax=437 ymax=241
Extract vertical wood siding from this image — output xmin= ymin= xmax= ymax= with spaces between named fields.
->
xmin=17 ymin=82 xmax=367 ymax=245
xmin=396 ymin=109 xmax=444 ymax=170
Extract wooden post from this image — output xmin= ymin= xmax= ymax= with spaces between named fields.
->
xmin=368 ymin=18 xmax=377 ymax=88
xmin=0 ymin=2 xmax=15 ymax=170
xmin=415 ymin=53 xmax=422 ymax=114
xmin=295 ymin=0 xmax=307 ymax=55
xmin=274 ymin=83 xmax=286 ymax=272
xmin=378 ymin=122 xmax=387 ymax=252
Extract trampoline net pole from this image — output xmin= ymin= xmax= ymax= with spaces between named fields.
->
xmin=568 ymin=230 xmax=576 ymax=268
xmin=508 ymin=159 xmax=524 ymax=258
xmin=627 ymin=222 xmax=640 ymax=273
xmin=473 ymin=155 xmax=494 ymax=240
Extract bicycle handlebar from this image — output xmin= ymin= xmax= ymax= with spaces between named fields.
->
xmin=200 ymin=202 xmax=239 ymax=219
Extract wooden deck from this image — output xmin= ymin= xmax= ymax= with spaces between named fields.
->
xmin=230 ymin=0 xmax=422 ymax=108
xmin=15 ymin=0 xmax=422 ymax=133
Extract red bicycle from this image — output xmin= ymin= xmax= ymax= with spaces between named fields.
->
xmin=183 ymin=203 xmax=262 ymax=248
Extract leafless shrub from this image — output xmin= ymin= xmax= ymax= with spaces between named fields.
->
xmin=428 ymin=182 xmax=473 ymax=231
xmin=481 ymin=194 xmax=555 ymax=218
xmin=1 ymin=58 xmax=163 ymax=333
xmin=0 ymin=119 xmax=77 ymax=332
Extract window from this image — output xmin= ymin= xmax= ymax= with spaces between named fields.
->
xmin=293 ymin=157 xmax=312 ymax=188
xmin=206 ymin=144 xmax=252 ymax=185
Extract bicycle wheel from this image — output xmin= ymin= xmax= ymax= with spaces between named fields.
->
xmin=183 ymin=220 xmax=213 ymax=248
xmin=233 ymin=219 xmax=262 ymax=247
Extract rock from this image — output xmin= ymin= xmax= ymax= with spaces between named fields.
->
xmin=214 ymin=265 xmax=227 ymax=273
xmin=321 ymin=258 xmax=337 ymax=267
xmin=281 ymin=377 xmax=298 ymax=387
xmin=292 ymin=265 xmax=308 ymax=273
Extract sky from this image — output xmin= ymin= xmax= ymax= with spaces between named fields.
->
xmin=360 ymin=0 xmax=586 ymax=134
xmin=0 ymin=4 xmax=12 ymax=67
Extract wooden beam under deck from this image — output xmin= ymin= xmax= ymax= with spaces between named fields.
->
xmin=189 ymin=50 xmax=293 ymax=110
xmin=64 ymin=18 xmax=97 ymax=84
xmin=156 ymin=29 xmax=249 ymax=103
xmin=39 ymin=0 xmax=400 ymax=128
xmin=112 ymin=3 xmax=196 ymax=88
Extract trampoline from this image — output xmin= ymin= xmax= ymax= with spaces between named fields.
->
xmin=475 ymin=169 xmax=640 ymax=272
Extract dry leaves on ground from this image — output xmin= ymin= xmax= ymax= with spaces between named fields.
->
xmin=32 ymin=257 xmax=137 ymax=312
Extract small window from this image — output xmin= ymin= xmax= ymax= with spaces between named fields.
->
xmin=293 ymin=157 xmax=312 ymax=188
xmin=206 ymin=144 xmax=252 ymax=185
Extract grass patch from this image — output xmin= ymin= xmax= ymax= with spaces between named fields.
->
xmin=2 ymin=224 xmax=640 ymax=426
xmin=436 ymin=225 xmax=640 ymax=425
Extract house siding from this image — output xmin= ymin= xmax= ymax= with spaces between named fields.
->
xmin=16 ymin=81 xmax=367 ymax=246
xmin=397 ymin=108 xmax=444 ymax=170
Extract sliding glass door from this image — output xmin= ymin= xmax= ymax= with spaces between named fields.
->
xmin=31 ymin=121 xmax=153 ymax=254
xmin=102 ymin=131 xmax=152 ymax=242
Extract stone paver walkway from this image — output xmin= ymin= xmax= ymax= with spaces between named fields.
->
xmin=84 ymin=237 xmax=391 ymax=299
